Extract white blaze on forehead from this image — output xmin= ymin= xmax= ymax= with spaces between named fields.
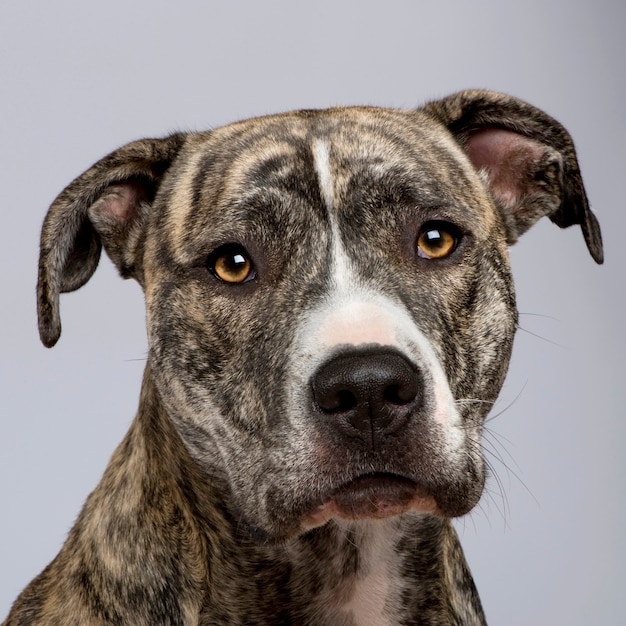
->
xmin=312 ymin=138 xmax=335 ymax=211
xmin=311 ymin=137 xmax=355 ymax=294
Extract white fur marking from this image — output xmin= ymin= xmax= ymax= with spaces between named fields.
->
xmin=341 ymin=521 xmax=399 ymax=626
xmin=312 ymin=138 xmax=354 ymax=292
xmin=312 ymin=138 xmax=334 ymax=211
xmin=319 ymin=299 xmax=397 ymax=348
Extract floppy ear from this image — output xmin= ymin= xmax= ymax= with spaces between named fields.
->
xmin=37 ymin=133 xmax=186 ymax=348
xmin=422 ymin=90 xmax=603 ymax=264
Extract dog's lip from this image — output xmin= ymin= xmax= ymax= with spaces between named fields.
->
xmin=300 ymin=472 xmax=441 ymax=530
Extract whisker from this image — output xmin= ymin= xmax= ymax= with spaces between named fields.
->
xmin=482 ymin=427 xmax=520 ymax=471
xmin=484 ymin=382 xmax=528 ymax=423
xmin=457 ymin=387 xmax=539 ymax=527
xmin=516 ymin=324 xmax=565 ymax=349
xmin=124 ymin=357 xmax=149 ymax=363
xmin=518 ymin=311 xmax=558 ymax=322
xmin=455 ymin=398 xmax=495 ymax=407
xmin=483 ymin=430 xmax=538 ymax=506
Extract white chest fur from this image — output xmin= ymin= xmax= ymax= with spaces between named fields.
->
xmin=340 ymin=520 xmax=404 ymax=626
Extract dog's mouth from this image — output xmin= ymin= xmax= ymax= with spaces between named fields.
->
xmin=300 ymin=472 xmax=440 ymax=530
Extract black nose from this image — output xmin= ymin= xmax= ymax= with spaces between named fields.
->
xmin=311 ymin=349 xmax=421 ymax=446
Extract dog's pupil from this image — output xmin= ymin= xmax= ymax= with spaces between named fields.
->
xmin=426 ymin=230 xmax=445 ymax=249
xmin=229 ymin=254 xmax=247 ymax=271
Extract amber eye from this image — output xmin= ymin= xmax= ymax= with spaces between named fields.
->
xmin=417 ymin=222 xmax=459 ymax=260
xmin=209 ymin=245 xmax=255 ymax=284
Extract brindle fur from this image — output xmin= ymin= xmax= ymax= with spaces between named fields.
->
xmin=4 ymin=90 xmax=602 ymax=626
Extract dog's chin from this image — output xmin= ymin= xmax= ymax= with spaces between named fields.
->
xmin=299 ymin=473 xmax=441 ymax=532
xmin=240 ymin=473 xmax=480 ymax=546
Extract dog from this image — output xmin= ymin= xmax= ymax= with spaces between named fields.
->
xmin=4 ymin=90 xmax=603 ymax=626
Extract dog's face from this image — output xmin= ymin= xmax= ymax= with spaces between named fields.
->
xmin=37 ymin=91 xmax=603 ymax=544
xmin=142 ymin=109 xmax=515 ymax=541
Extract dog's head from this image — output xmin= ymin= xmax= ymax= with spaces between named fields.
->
xmin=37 ymin=91 xmax=602 ymax=542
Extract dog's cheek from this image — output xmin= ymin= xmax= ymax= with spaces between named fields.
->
xmin=454 ymin=238 xmax=517 ymax=401
xmin=470 ymin=253 xmax=517 ymax=404
xmin=428 ymin=243 xmax=516 ymax=407
xmin=403 ymin=242 xmax=515 ymax=497
xmin=144 ymin=277 xmax=239 ymax=441
xmin=443 ymin=246 xmax=517 ymax=507
xmin=144 ymin=273 xmax=297 ymax=473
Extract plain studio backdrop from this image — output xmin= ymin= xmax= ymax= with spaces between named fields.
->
xmin=1 ymin=1 xmax=624 ymax=623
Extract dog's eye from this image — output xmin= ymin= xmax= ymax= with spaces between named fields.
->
xmin=209 ymin=245 xmax=256 ymax=284
xmin=416 ymin=222 xmax=459 ymax=260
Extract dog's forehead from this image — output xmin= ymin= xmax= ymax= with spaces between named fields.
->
xmin=188 ymin=106 xmax=474 ymax=187
xmin=160 ymin=107 xmax=494 ymax=257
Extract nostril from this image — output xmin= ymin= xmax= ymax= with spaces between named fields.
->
xmin=383 ymin=383 xmax=417 ymax=406
xmin=320 ymin=389 xmax=358 ymax=413
xmin=337 ymin=390 xmax=357 ymax=412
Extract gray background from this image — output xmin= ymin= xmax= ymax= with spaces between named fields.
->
xmin=1 ymin=1 xmax=624 ymax=623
